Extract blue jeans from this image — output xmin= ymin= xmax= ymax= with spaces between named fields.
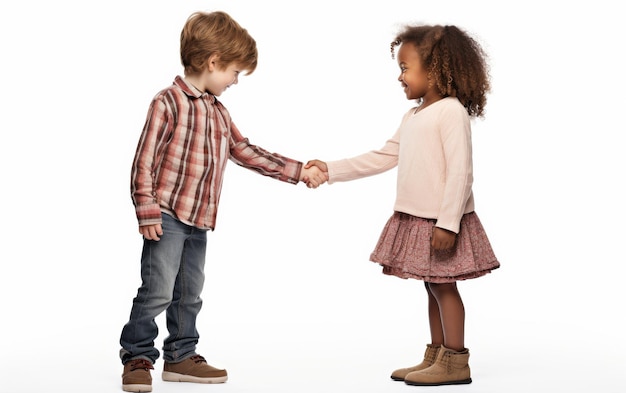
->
xmin=119 ymin=213 xmax=208 ymax=364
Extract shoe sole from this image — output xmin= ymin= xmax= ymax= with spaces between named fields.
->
xmin=122 ymin=383 xmax=152 ymax=392
xmin=162 ymin=371 xmax=228 ymax=384
xmin=405 ymin=378 xmax=472 ymax=386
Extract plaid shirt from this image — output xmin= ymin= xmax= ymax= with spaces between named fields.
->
xmin=131 ymin=76 xmax=302 ymax=230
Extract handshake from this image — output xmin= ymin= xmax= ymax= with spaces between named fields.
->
xmin=300 ymin=159 xmax=328 ymax=189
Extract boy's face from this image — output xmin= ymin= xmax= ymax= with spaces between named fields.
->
xmin=206 ymin=62 xmax=243 ymax=96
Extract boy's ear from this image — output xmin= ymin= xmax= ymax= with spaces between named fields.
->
xmin=207 ymin=54 xmax=220 ymax=72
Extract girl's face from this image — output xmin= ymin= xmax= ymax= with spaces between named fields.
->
xmin=396 ymin=42 xmax=430 ymax=101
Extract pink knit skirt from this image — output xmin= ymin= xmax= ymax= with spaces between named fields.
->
xmin=370 ymin=211 xmax=500 ymax=283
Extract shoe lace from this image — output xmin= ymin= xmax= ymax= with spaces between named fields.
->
xmin=189 ymin=355 xmax=207 ymax=364
xmin=129 ymin=359 xmax=154 ymax=371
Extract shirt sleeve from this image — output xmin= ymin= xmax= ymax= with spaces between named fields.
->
xmin=130 ymin=95 xmax=171 ymax=226
xmin=228 ymin=121 xmax=302 ymax=185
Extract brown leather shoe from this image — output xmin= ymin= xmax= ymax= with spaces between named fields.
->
xmin=162 ymin=354 xmax=227 ymax=384
xmin=122 ymin=359 xmax=153 ymax=392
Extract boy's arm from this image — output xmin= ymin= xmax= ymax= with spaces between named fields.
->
xmin=131 ymin=97 xmax=171 ymax=226
xmin=228 ymin=121 xmax=303 ymax=185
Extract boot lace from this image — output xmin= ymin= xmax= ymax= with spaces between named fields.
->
xmin=426 ymin=348 xmax=438 ymax=364
xmin=442 ymin=352 xmax=452 ymax=372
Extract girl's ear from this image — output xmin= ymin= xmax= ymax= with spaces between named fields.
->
xmin=207 ymin=53 xmax=220 ymax=72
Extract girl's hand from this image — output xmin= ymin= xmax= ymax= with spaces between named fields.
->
xmin=304 ymin=159 xmax=328 ymax=173
xmin=139 ymin=224 xmax=163 ymax=241
xmin=431 ymin=227 xmax=456 ymax=250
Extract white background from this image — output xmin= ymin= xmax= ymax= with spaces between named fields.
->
xmin=1 ymin=1 xmax=624 ymax=392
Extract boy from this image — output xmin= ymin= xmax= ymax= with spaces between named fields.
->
xmin=119 ymin=11 xmax=326 ymax=392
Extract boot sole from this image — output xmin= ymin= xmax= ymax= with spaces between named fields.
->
xmin=405 ymin=378 xmax=472 ymax=386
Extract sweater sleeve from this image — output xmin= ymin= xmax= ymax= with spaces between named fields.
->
xmin=326 ymin=124 xmax=403 ymax=183
xmin=435 ymin=104 xmax=473 ymax=233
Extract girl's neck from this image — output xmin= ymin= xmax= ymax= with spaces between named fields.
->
xmin=416 ymin=95 xmax=444 ymax=113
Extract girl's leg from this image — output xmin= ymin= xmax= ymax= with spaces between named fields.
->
xmin=424 ymin=282 xmax=444 ymax=346
xmin=389 ymin=282 xmax=444 ymax=381
xmin=427 ymin=282 xmax=465 ymax=351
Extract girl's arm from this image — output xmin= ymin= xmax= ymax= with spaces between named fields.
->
xmin=436 ymin=104 xmax=473 ymax=234
xmin=323 ymin=129 xmax=401 ymax=183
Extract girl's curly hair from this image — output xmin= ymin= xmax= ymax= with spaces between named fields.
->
xmin=391 ymin=25 xmax=490 ymax=117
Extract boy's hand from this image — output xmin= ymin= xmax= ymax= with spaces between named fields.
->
xmin=301 ymin=159 xmax=329 ymax=188
xmin=431 ymin=227 xmax=456 ymax=250
xmin=139 ymin=224 xmax=163 ymax=241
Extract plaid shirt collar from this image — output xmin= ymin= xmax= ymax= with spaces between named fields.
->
xmin=173 ymin=75 xmax=217 ymax=104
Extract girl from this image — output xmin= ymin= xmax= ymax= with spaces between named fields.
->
xmin=305 ymin=24 xmax=500 ymax=386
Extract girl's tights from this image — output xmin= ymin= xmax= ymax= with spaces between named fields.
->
xmin=425 ymin=281 xmax=465 ymax=351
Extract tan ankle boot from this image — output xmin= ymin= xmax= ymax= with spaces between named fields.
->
xmin=404 ymin=345 xmax=472 ymax=386
xmin=390 ymin=344 xmax=440 ymax=381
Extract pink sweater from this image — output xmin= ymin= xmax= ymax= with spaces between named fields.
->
xmin=327 ymin=97 xmax=474 ymax=233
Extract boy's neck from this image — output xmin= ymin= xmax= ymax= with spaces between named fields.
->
xmin=184 ymin=74 xmax=207 ymax=94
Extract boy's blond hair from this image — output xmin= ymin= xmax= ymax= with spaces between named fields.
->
xmin=180 ymin=11 xmax=258 ymax=75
